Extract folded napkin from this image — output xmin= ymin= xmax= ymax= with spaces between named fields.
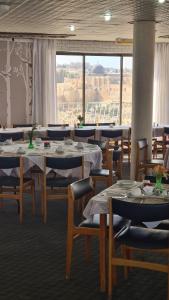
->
xmin=127 ymin=188 xmax=142 ymax=197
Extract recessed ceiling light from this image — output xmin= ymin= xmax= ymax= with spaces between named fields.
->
xmin=158 ymin=0 xmax=166 ymax=3
xmin=104 ymin=12 xmax=112 ymax=22
xmin=69 ymin=25 xmax=76 ymax=32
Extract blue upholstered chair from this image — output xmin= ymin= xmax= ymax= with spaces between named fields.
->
xmin=0 ymin=156 xmax=35 ymax=223
xmin=13 ymin=124 xmax=33 ymax=128
xmin=66 ymin=177 xmax=129 ymax=290
xmin=48 ymin=124 xmax=69 ymax=127
xmin=136 ymin=138 xmax=163 ymax=180
xmin=47 ymin=129 xmax=71 ymax=140
xmin=74 ymin=129 xmax=96 ymax=141
xmin=108 ymin=197 xmax=169 ymax=299
xmin=42 ymin=156 xmax=84 ymax=223
xmin=101 ymin=129 xmax=123 ymax=151
xmin=84 ymin=123 xmax=96 ymax=126
xmin=0 ymin=131 xmax=24 ymax=142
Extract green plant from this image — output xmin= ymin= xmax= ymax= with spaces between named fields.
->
xmin=77 ymin=115 xmax=84 ymax=123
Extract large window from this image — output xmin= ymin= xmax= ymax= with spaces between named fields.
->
xmin=56 ymin=54 xmax=132 ymax=125
xmin=85 ymin=56 xmax=120 ymax=124
xmin=56 ymin=55 xmax=83 ymax=124
xmin=122 ymin=57 xmax=133 ymax=125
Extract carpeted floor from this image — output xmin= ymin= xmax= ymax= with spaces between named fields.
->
xmin=0 ymin=163 xmax=168 ymax=300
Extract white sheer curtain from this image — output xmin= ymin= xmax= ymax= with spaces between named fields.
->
xmin=153 ymin=43 xmax=169 ymax=124
xmin=32 ymin=39 xmax=57 ymax=126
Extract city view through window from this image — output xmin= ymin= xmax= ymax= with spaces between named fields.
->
xmin=56 ymin=54 xmax=132 ymax=125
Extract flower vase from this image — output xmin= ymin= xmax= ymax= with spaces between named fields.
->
xmin=155 ymin=175 xmax=163 ymax=192
xmin=28 ymin=137 xmax=34 ymax=149
xmin=79 ymin=121 xmax=83 ymax=128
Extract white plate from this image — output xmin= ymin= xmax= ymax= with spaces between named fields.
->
xmin=116 ymin=180 xmax=137 ymax=187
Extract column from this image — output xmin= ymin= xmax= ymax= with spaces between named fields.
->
xmin=131 ymin=20 xmax=155 ymax=179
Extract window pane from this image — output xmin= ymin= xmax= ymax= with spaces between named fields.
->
xmin=122 ymin=57 xmax=133 ymax=125
xmin=85 ymin=56 xmax=120 ymax=125
xmin=56 ymin=55 xmax=83 ymax=125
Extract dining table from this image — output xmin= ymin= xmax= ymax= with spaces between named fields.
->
xmin=83 ymin=179 xmax=169 ymax=291
xmin=0 ymin=140 xmax=102 ymax=178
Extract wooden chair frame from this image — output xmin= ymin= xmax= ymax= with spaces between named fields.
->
xmin=66 ymin=177 xmax=106 ymax=291
xmin=42 ymin=156 xmax=84 ymax=223
xmin=0 ymin=156 xmax=35 ymax=223
xmin=90 ymin=149 xmax=114 ymax=192
xmin=135 ymin=138 xmax=163 ymax=180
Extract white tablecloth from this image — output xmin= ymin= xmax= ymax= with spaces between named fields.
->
xmin=83 ymin=181 xmax=169 ymax=228
xmin=0 ymin=141 xmax=102 ymax=178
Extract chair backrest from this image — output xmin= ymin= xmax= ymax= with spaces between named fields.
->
xmin=0 ymin=156 xmax=24 ymax=188
xmin=164 ymin=127 xmax=169 ymax=135
xmin=13 ymin=124 xmax=32 ymax=128
xmin=110 ymin=198 xmax=169 ymax=222
xmin=74 ymin=129 xmax=95 ymax=138
xmin=84 ymin=123 xmax=96 ymax=126
xmin=99 ymin=122 xmax=115 ymax=126
xmin=48 ymin=124 xmax=69 ymax=127
xmin=136 ymin=138 xmax=148 ymax=163
xmin=68 ymin=177 xmax=94 ymax=226
xmin=47 ymin=130 xmax=71 ymax=140
xmin=46 ymin=155 xmax=84 ymax=171
xmin=0 ymin=156 xmax=20 ymax=169
xmin=101 ymin=129 xmax=122 ymax=139
xmin=135 ymin=138 xmax=148 ymax=180
xmin=70 ymin=177 xmax=94 ymax=201
xmin=0 ymin=132 xmax=24 ymax=142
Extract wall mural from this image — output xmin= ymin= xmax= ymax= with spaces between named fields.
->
xmin=0 ymin=40 xmax=32 ymax=127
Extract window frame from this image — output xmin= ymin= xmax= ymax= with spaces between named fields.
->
xmin=56 ymin=52 xmax=132 ymax=125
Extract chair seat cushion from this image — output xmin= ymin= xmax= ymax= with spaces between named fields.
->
xmin=0 ymin=176 xmax=31 ymax=187
xmin=46 ymin=177 xmax=78 ymax=187
xmin=117 ymin=226 xmax=169 ymax=249
xmin=90 ymin=169 xmax=110 ymax=176
xmin=80 ymin=214 xmax=129 ymax=233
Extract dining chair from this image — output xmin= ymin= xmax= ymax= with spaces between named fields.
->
xmin=107 ymin=197 xmax=169 ymax=300
xmin=47 ymin=129 xmax=71 ymax=140
xmin=99 ymin=122 xmax=115 ymax=126
xmin=135 ymin=138 xmax=163 ymax=180
xmin=122 ymin=127 xmax=131 ymax=162
xmin=163 ymin=127 xmax=169 ymax=158
xmin=13 ymin=124 xmax=33 ymax=128
xmin=48 ymin=124 xmax=69 ymax=127
xmin=0 ymin=131 xmax=24 ymax=142
xmin=42 ymin=156 xmax=84 ymax=223
xmin=144 ymin=175 xmax=169 ymax=230
xmin=0 ymin=156 xmax=35 ymax=223
xmin=66 ymin=177 xmax=130 ymax=290
xmin=88 ymin=139 xmax=122 ymax=178
xmin=101 ymin=129 xmax=123 ymax=150
xmin=89 ymin=149 xmax=116 ymax=192
xmin=84 ymin=123 xmax=96 ymax=126
xmin=74 ymin=129 xmax=96 ymax=141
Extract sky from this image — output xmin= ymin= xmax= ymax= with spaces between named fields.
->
xmin=56 ymin=55 xmax=133 ymax=69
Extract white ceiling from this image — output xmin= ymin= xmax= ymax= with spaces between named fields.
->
xmin=0 ymin=0 xmax=169 ymax=41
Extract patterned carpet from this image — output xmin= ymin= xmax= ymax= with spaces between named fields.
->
xmin=0 ymin=166 xmax=168 ymax=300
